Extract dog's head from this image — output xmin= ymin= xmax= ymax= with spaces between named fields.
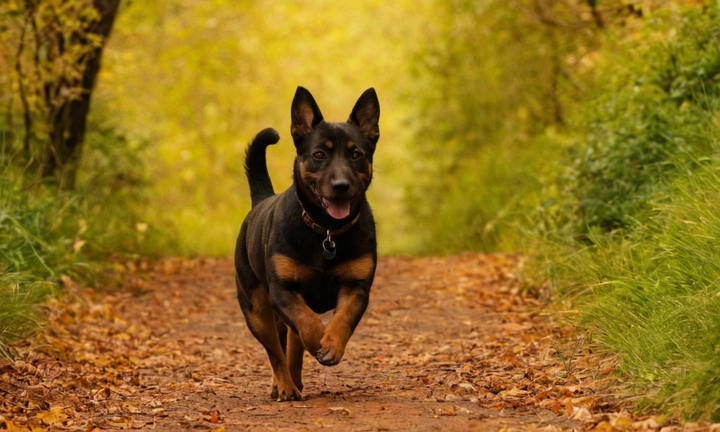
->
xmin=291 ymin=87 xmax=380 ymax=220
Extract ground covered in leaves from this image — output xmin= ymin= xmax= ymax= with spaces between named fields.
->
xmin=0 ymin=254 xmax=714 ymax=431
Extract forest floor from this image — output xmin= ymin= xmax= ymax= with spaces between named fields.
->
xmin=0 ymin=254 xmax=711 ymax=431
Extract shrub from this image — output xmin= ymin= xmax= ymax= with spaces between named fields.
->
xmin=559 ymin=7 xmax=720 ymax=238
xmin=0 ymin=108 xmax=173 ymax=355
xmin=533 ymin=5 xmax=720 ymax=422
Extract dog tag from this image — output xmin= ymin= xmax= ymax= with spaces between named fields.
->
xmin=323 ymin=247 xmax=337 ymax=260
xmin=322 ymin=232 xmax=336 ymax=260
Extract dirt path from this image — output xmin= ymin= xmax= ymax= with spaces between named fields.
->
xmin=0 ymin=254 xmax=657 ymax=431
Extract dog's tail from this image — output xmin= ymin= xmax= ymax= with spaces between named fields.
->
xmin=244 ymin=128 xmax=280 ymax=208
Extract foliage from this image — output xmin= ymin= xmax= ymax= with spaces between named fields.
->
xmin=0 ymin=0 xmax=120 ymax=188
xmin=0 ymin=174 xmax=60 ymax=354
xmin=101 ymin=0 xmax=426 ymax=256
xmin=557 ymin=6 xmax=720 ymax=237
xmin=403 ymin=0 xmax=641 ymax=254
xmin=554 ymin=161 xmax=720 ymax=422
xmin=0 ymin=170 xmax=75 ymax=353
xmin=532 ymin=3 xmax=720 ymax=422
xmin=0 ymin=102 xmax=173 ymax=354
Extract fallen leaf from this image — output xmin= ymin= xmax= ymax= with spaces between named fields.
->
xmin=4 ymin=419 xmax=43 ymax=432
xmin=92 ymin=358 xmax=112 ymax=367
xmin=207 ymin=411 xmax=220 ymax=424
xmin=501 ymin=387 xmax=528 ymax=397
xmin=564 ymin=398 xmax=574 ymax=417
xmin=434 ymin=407 xmax=457 ymax=417
xmin=329 ymin=407 xmax=351 ymax=416
xmin=632 ymin=417 xmax=660 ymax=430
xmin=122 ymin=403 xmax=141 ymax=414
xmin=0 ymin=255 xmax=639 ymax=430
xmin=571 ymin=407 xmax=593 ymax=421
xmin=36 ymin=407 xmax=67 ymax=426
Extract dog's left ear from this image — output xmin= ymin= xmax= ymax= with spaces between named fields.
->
xmin=348 ymin=88 xmax=380 ymax=147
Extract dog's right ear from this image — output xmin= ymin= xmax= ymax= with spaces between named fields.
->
xmin=291 ymin=86 xmax=324 ymax=145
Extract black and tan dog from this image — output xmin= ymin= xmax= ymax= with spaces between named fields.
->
xmin=234 ymin=87 xmax=380 ymax=401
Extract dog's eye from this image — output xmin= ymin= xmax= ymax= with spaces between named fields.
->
xmin=312 ymin=151 xmax=326 ymax=160
xmin=351 ymin=150 xmax=363 ymax=160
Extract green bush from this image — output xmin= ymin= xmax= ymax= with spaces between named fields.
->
xmin=0 ymin=173 xmax=83 ymax=355
xmin=563 ymin=161 xmax=720 ymax=421
xmin=0 ymin=109 xmax=174 ymax=355
xmin=533 ymin=5 xmax=720 ymax=422
xmin=559 ymin=7 xmax=720 ymax=237
xmin=404 ymin=1 xmax=603 ymax=254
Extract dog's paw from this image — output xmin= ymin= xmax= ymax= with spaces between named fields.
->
xmin=271 ymin=384 xmax=302 ymax=402
xmin=277 ymin=387 xmax=302 ymax=402
xmin=315 ymin=343 xmax=345 ymax=366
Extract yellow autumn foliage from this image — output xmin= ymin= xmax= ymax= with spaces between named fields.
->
xmin=98 ymin=0 xmax=431 ymax=255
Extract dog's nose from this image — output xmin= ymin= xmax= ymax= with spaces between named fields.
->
xmin=332 ymin=180 xmax=350 ymax=192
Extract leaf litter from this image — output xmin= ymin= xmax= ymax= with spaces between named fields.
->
xmin=0 ymin=254 xmax=718 ymax=431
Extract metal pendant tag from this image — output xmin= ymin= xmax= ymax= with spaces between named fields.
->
xmin=322 ymin=231 xmax=336 ymax=260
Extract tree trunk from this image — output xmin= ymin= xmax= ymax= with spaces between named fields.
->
xmin=41 ymin=0 xmax=121 ymax=189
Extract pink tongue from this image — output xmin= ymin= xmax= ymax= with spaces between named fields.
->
xmin=327 ymin=200 xmax=351 ymax=219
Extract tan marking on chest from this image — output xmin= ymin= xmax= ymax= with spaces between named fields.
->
xmin=272 ymin=254 xmax=315 ymax=282
xmin=329 ymin=254 xmax=375 ymax=281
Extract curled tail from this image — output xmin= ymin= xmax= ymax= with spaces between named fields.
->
xmin=244 ymin=128 xmax=280 ymax=207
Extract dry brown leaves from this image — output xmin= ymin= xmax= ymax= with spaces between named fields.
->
xmin=0 ymin=254 xmax=717 ymax=431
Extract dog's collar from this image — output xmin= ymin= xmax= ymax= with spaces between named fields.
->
xmin=298 ymin=200 xmax=360 ymax=260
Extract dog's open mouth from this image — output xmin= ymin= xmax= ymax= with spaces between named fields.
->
xmin=321 ymin=197 xmax=351 ymax=220
xmin=309 ymin=184 xmax=353 ymax=220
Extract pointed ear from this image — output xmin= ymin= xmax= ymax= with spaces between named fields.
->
xmin=291 ymin=86 xmax=324 ymax=143
xmin=348 ymin=88 xmax=380 ymax=146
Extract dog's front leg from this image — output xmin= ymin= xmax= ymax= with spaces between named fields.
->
xmin=316 ymin=285 xmax=369 ymax=366
xmin=271 ymin=286 xmax=325 ymax=356
xmin=318 ymin=254 xmax=375 ymax=366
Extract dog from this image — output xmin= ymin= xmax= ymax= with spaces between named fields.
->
xmin=234 ymin=87 xmax=380 ymax=401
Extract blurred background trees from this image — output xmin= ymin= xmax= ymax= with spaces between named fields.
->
xmin=0 ymin=0 xmax=678 ymax=256
xmin=2 ymin=0 xmax=704 ymax=257
xmin=405 ymin=0 xmax=651 ymax=252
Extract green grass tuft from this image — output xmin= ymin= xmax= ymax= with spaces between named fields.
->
xmin=527 ymin=6 xmax=720 ymax=422
xmin=561 ymin=162 xmax=720 ymax=421
xmin=0 ymin=109 xmax=175 ymax=355
xmin=0 ymin=173 xmax=79 ymax=354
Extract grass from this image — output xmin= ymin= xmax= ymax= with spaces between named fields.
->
xmin=0 ymin=166 xmax=170 ymax=354
xmin=0 ymin=276 xmax=54 ymax=357
xmin=525 ymin=6 xmax=720 ymax=422
xmin=0 ymin=172 xmax=79 ymax=355
xmin=543 ymin=158 xmax=720 ymax=422
xmin=0 ymin=111 xmax=174 ymax=355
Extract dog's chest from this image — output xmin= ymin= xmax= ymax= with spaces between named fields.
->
xmin=295 ymin=267 xmax=341 ymax=313
xmin=296 ymin=257 xmax=371 ymax=314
